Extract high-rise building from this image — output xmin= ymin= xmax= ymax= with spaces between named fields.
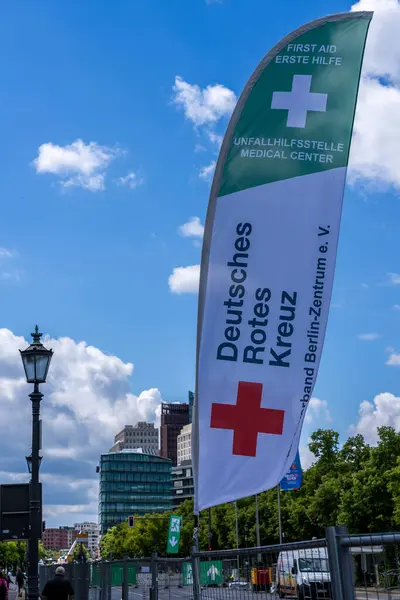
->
xmin=173 ymin=423 xmax=194 ymax=507
xmin=98 ymin=449 xmax=172 ymax=535
xmin=110 ymin=422 xmax=159 ymax=454
xmin=171 ymin=462 xmax=194 ymax=507
xmin=188 ymin=391 xmax=194 ymax=423
xmin=160 ymin=403 xmax=189 ymax=465
xmin=73 ymin=522 xmax=99 ymax=556
xmin=177 ymin=423 xmax=192 ymax=465
xmin=43 ymin=527 xmax=69 ymax=551
xmin=64 ymin=527 xmax=74 ymax=549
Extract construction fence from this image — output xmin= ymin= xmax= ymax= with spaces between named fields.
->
xmin=39 ymin=526 xmax=400 ymax=600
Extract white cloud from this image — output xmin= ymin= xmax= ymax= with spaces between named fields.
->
xmin=304 ymin=397 xmax=331 ymax=424
xmin=168 ymin=265 xmax=200 ymax=294
xmin=393 ymin=305 xmax=400 ymax=310
xmin=386 ymin=352 xmax=400 ymax=365
xmin=207 ymin=131 xmax=223 ymax=148
xmin=389 ymin=273 xmax=400 ymax=285
xmin=172 ymin=76 xmax=236 ymax=127
xmin=349 ymin=0 xmax=400 ymax=189
xmin=0 ymin=328 xmax=167 ymax=526
xmin=357 ymin=333 xmax=381 ymax=341
xmin=33 ymin=139 xmax=120 ymax=191
xmin=199 ymin=160 xmax=216 ymax=181
xmin=0 ymin=248 xmax=14 ymax=259
xmin=351 ymin=0 xmax=400 ymax=83
xmin=351 ymin=391 xmax=400 ymax=444
xmin=0 ymin=271 xmax=22 ymax=283
xmin=0 ymin=249 xmax=20 ymax=282
xmin=118 ymin=171 xmax=144 ymax=189
xmin=300 ymin=443 xmax=316 ymax=470
xmin=179 ymin=217 xmax=204 ymax=239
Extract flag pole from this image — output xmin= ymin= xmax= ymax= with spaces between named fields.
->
xmin=255 ymin=493 xmax=262 ymax=563
xmin=207 ymin=508 xmax=212 ymax=550
xmin=255 ymin=494 xmax=261 ymax=547
xmin=277 ymin=486 xmax=283 ymax=544
xmin=235 ymin=501 xmax=240 ymax=574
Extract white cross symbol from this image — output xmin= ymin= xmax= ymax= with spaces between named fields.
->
xmin=271 ymin=74 xmax=328 ymax=128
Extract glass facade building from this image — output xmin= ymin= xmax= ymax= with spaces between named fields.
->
xmin=98 ymin=450 xmax=172 ymax=534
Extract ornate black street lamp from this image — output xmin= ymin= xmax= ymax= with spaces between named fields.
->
xmin=20 ymin=326 xmax=53 ymax=600
xmin=25 ymin=455 xmax=42 ymax=474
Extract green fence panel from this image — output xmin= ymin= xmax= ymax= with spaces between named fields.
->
xmin=91 ymin=565 xmax=100 ymax=586
xmin=111 ymin=564 xmax=123 ymax=586
xmin=110 ymin=563 xmax=137 ymax=586
xmin=90 ymin=562 xmax=137 ymax=587
xmin=128 ymin=566 xmax=136 ymax=585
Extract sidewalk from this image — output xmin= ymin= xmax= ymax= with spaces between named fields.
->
xmin=8 ymin=586 xmax=25 ymax=600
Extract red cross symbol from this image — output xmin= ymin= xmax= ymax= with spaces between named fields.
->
xmin=210 ymin=381 xmax=285 ymax=457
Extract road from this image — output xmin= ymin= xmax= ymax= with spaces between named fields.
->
xmin=94 ymin=585 xmax=400 ymax=600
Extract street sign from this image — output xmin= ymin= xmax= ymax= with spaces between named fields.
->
xmin=200 ymin=561 xmax=223 ymax=585
xmin=183 ymin=560 xmax=223 ymax=586
xmin=167 ymin=515 xmax=182 ymax=554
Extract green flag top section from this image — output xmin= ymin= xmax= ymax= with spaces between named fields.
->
xmin=167 ymin=514 xmax=182 ymax=554
xmin=218 ymin=13 xmax=371 ymax=197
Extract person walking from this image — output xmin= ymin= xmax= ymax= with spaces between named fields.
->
xmin=41 ymin=566 xmax=74 ymax=600
xmin=15 ymin=568 xmax=25 ymax=598
xmin=0 ymin=571 xmax=9 ymax=600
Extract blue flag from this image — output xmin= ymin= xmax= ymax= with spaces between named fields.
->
xmin=280 ymin=452 xmax=303 ymax=491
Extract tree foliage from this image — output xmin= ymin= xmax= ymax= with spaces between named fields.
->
xmin=101 ymin=427 xmax=400 ymax=558
xmin=71 ymin=543 xmax=90 ymax=562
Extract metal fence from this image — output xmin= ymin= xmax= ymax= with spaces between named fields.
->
xmin=38 ymin=527 xmax=400 ymax=600
xmin=39 ymin=562 xmax=89 ymax=600
xmin=335 ymin=529 xmax=400 ymax=600
xmin=191 ymin=536 xmax=330 ymax=600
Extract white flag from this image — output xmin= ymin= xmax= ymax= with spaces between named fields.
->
xmin=193 ymin=11 xmax=372 ymax=512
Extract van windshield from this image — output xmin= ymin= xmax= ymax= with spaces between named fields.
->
xmin=298 ymin=558 xmax=329 ymax=573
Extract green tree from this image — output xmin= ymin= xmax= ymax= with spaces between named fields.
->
xmin=100 ymin=426 xmax=400 ymax=554
xmin=71 ymin=543 xmax=90 ymax=562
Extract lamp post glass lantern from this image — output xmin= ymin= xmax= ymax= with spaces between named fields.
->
xmin=20 ymin=326 xmax=52 ymax=600
xmin=20 ymin=326 xmax=53 ymax=385
xmin=26 ymin=455 xmax=42 ymax=474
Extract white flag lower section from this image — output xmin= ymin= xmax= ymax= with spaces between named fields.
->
xmin=195 ymin=167 xmax=346 ymax=512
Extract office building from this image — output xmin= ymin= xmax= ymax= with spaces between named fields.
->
xmin=177 ymin=423 xmax=192 ymax=465
xmin=65 ymin=527 xmax=74 ymax=549
xmin=171 ymin=461 xmax=194 ymax=507
xmin=160 ymin=403 xmax=189 ymax=465
xmin=110 ymin=422 xmax=159 ymax=454
xmin=98 ymin=449 xmax=172 ymax=535
xmin=172 ymin=422 xmax=194 ymax=507
xmin=74 ymin=522 xmax=99 ymax=556
xmin=188 ymin=391 xmax=194 ymax=423
xmin=43 ymin=527 xmax=69 ymax=551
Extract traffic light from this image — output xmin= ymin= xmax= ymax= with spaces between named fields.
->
xmin=128 ymin=516 xmax=134 ymax=528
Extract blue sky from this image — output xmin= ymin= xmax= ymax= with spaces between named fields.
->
xmin=0 ymin=0 xmax=400 ymax=525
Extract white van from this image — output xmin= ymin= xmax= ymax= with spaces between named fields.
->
xmin=276 ymin=547 xmax=331 ymax=600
